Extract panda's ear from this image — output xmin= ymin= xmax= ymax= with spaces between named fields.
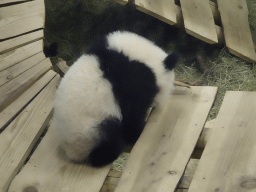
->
xmin=163 ymin=51 xmax=179 ymax=70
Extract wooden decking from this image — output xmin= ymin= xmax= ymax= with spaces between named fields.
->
xmin=115 ymin=0 xmax=256 ymax=63
xmin=1 ymin=0 xmax=256 ymax=192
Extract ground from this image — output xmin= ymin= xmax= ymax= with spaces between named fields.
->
xmin=44 ymin=0 xmax=256 ymax=170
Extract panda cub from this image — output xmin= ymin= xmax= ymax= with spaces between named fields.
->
xmin=52 ymin=31 xmax=179 ymax=167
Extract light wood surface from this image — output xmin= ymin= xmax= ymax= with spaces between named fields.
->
xmin=180 ymin=0 xmax=218 ymax=44
xmin=0 ymin=75 xmax=59 ymax=192
xmin=0 ymin=0 xmax=45 ymax=40
xmin=0 ymin=52 xmax=46 ymax=86
xmin=115 ymin=86 xmax=217 ymax=192
xmin=217 ymin=0 xmax=256 ymax=62
xmin=0 ymin=58 xmax=51 ymax=111
xmin=8 ymin=122 xmax=111 ymax=192
xmin=0 ymin=30 xmax=43 ymax=54
xmin=189 ymin=91 xmax=256 ymax=192
xmin=56 ymin=58 xmax=69 ymax=74
xmin=0 ymin=40 xmax=43 ymax=72
xmin=0 ymin=70 xmax=56 ymax=129
xmin=115 ymin=0 xmax=177 ymax=25
xmin=0 ymin=0 xmax=27 ymax=5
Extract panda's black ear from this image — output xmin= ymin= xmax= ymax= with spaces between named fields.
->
xmin=43 ymin=42 xmax=58 ymax=57
xmin=164 ymin=51 xmax=179 ymax=70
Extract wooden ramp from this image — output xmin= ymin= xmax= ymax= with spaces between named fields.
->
xmin=115 ymin=0 xmax=256 ymax=63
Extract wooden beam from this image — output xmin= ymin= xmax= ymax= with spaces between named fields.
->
xmin=115 ymin=86 xmax=217 ymax=192
xmin=0 ymin=30 xmax=43 ymax=54
xmin=189 ymin=91 xmax=256 ymax=191
xmin=0 ymin=0 xmax=45 ymax=40
xmin=179 ymin=0 xmax=218 ymax=44
xmin=0 ymin=74 xmax=59 ymax=192
xmin=0 ymin=70 xmax=57 ymax=130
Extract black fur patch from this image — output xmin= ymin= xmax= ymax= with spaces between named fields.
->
xmin=164 ymin=51 xmax=179 ymax=70
xmin=87 ymin=34 xmax=159 ymax=144
xmin=88 ymin=118 xmax=125 ymax=167
xmin=43 ymin=42 xmax=58 ymax=57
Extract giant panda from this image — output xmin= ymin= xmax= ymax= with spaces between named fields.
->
xmin=52 ymin=31 xmax=179 ymax=167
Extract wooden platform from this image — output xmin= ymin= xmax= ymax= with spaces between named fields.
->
xmin=115 ymin=0 xmax=256 ymax=63
xmin=1 ymin=1 xmax=256 ymax=192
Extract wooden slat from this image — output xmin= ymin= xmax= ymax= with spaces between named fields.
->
xmin=8 ymin=122 xmax=111 ymax=192
xmin=0 ymin=0 xmax=28 ymax=5
xmin=115 ymin=0 xmax=177 ymax=25
xmin=0 ymin=70 xmax=56 ymax=130
xmin=0 ymin=40 xmax=43 ymax=72
xmin=0 ymin=30 xmax=43 ymax=54
xmin=56 ymin=58 xmax=69 ymax=74
xmin=217 ymin=0 xmax=256 ymax=62
xmin=179 ymin=0 xmax=218 ymax=44
xmin=0 ymin=75 xmax=59 ymax=192
xmin=189 ymin=91 xmax=256 ymax=192
xmin=0 ymin=58 xmax=51 ymax=111
xmin=0 ymin=0 xmax=45 ymax=40
xmin=0 ymin=52 xmax=46 ymax=87
xmin=115 ymin=86 xmax=217 ymax=192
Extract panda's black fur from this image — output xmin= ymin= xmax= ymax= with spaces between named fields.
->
xmin=52 ymin=31 xmax=178 ymax=167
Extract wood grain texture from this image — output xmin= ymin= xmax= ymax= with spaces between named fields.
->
xmin=0 ymin=40 xmax=43 ymax=72
xmin=0 ymin=70 xmax=56 ymax=130
xmin=180 ymin=0 xmax=218 ymax=44
xmin=0 ymin=74 xmax=59 ymax=192
xmin=8 ymin=123 xmax=111 ymax=192
xmin=189 ymin=91 xmax=256 ymax=192
xmin=115 ymin=86 xmax=217 ymax=192
xmin=0 ymin=30 xmax=43 ymax=54
xmin=115 ymin=0 xmax=177 ymax=25
xmin=217 ymin=0 xmax=256 ymax=62
xmin=0 ymin=58 xmax=51 ymax=111
xmin=0 ymin=52 xmax=46 ymax=87
xmin=0 ymin=0 xmax=45 ymax=40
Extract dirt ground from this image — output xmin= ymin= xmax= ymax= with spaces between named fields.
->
xmin=44 ymin=0 xmax=256 ymax=170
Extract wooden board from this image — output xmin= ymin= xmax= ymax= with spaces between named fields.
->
xmin=0 ymin=40 xmax=43 ymax=72
xmin=0 ymin=58 xmax=51 ymax=111
xmin=189 ymin=91 xmax=256 ymax=192
xmin=115 ymin=86 xmax=217 ymax=192
xmin=179 ymin=0 xmax=218 ymax=44
xmin=8 ymin=120 xmax=111 ymax=192
xmin=0 ymin=0 xmax=28 ymax=5
xmin=0 ymin=30 xmax=43 ymax=54
xmin=217 ymin=0 xmax=256 ymax=62
xmin=0 ymin=70 xmax=56 ymax=130
xmin=115 ymin=0 xmax=177 ymax=25
xmin=0 ymin=52 xmax=46 ymax=86
xmin=0 ymin=75 xmax=59 ymax=192
xmin=0 ymin=0 xmax=45 ymax=40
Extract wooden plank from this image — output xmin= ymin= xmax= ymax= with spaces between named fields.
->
xmin=217 ymin=0 xmax=256 ymax=62
xmin=0 ymin=52 xmax=46 ymax=86
xmin=0 ymin=75 xmax=59 ymax=192
xmin=0 ymin=40 xmax=43 ymax=72
xmin=0 ymin=0 xmax=29 ymax=5
xmin=115 ymin=0 xmax=177 ymax=25
xmin=8 ymin=121 xmax=111 ymax=192
xmin=0 ymin=58 xmax=51 ymax=111
xmin=0 ymin=30 xmax=43 ymax=54
xmin=0 ymin=70 xmax=56 ymax=130
xmin=179 ymin=0 xmax=218 ymax=44
xmin=56 ymin=58 xmax=69 ymax=74
xmin=114 ymin=86 xmax=217 ymax=192
xmin=0 ymin=0 xmax=45 ymax=40
xmin=189 ymin=91 xmax=256 ymax=192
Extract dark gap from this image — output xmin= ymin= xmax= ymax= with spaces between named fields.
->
xmin=0 ymin=0 xmax=33 ymax=8
xmin=0 ymin=28 xmax=43 ymax=42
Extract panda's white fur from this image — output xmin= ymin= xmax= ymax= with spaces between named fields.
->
xmin=52 ymin=31 xmax=178 ymax=167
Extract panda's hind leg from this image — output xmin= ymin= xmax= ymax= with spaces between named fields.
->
xmin=88 ymin=117 xmax=125 ymax=167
